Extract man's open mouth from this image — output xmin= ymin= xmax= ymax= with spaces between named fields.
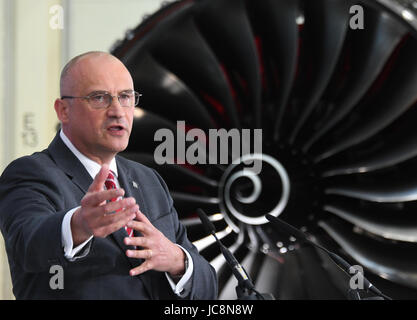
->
xmin=108 ymin=125 xmax=124 ymax=132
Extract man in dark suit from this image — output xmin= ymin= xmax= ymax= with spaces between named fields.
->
xmin=0 ymin=51 xmax=218 ymax=299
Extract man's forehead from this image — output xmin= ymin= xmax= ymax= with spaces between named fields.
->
xmin=69 ymin=54 xmax=133 ymax=92
xmin=74 ymin=54 xmax=128 ymax=77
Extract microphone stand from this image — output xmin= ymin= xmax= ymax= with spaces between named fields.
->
xmin=212 ymin=227 xmax=270 ymax=300
xmin=347 ymin=288 xmax=384 ymax=300
xmin=236 ymin=285 xmax=261 ymax=300
xmin=313 ymin=242 xmax=385 ymax=300
xmin=196 ymin=209 xmax=274 ymax=300
xmin=265 ymin=214 xmax=392 ymax=300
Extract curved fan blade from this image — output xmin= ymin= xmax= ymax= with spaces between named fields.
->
xmin=182 ymin=212 xmax=224 ymax=228
xmin=150 ymin=13 xmax=240 ymax=129
xmin=126 ymin=53 xmax=215 ymax=131
xmin=325 ymin=180 xmax=417 ymax=202
xmin=324 ymin=203 xmax=417 ymax=242
xmin=247 ymin=0 xmax=299 ymax=140
xmin=197 ymin=0 xmax=262 ymax=128
xmin=193 ymin=226 xmax=232 ymax=252
xmin=171 ymin=191 xmax=220 ymax=205
xmin=288 ymin=0 xmax=350 ymax=144
xmin=126 ymin=109 xmax=176 ymax=154
xmin=313 ymin=38 xmax=417 ymax=162
xmin=252 ymin=254 xmax=282 ymax=297
xmin=321 ymin=105 xmax=417 ymax=177
xmin=112 ymin=0 xmax=195 ymax=63
xmin=319 ymin=220 xmax=417 ymax=289
xmin=303 ymin=10 xmax=407 ymax=151
xmin=121 ymin=152 xmax=219 ymax=189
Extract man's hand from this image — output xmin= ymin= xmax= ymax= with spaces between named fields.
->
xmin=124 ymin=210 xmax=186 ymax=278
xmin=71 ymin=164 xmax=138 ymax=245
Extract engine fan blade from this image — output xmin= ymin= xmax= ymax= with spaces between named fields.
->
xmin=289 ymin=0 xmax=350 ymax=144
xmin=303 ymin=10 xmax=407 ymax=151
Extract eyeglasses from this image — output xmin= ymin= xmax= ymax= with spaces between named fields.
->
xmin=61 ymin=90 xmax=141 ymax=109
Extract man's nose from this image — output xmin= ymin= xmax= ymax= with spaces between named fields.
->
xmin=107 ymin=96 xmax=124 ymax=117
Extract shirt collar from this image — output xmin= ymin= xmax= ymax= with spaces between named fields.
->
xmin=59 ymin=129 xmax=118 ymax=179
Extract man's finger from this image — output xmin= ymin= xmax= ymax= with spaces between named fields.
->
xmin=81 ymin=188 xmax=125 ymax=208
xmin=135 ymin=210 xmax=152 ymax=225
xmin=129 ymin=260 xmax=152 ymax=276
xmin=88 ymin=164 xmax=110 ymax=193
xmin=124 ymin=235 xmax=149 ymax=247
xmin=126 ymin=248 xmax=153 ymax=260
xmin=126 ymin=219 xmax=152 ymax=235
xmin=100 ymin=196 xmax=136 ymax=215
xmin=94 ymin=204 xmax=138 ymax=237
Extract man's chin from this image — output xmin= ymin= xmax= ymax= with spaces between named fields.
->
xmin=102 ymin=140 xmax=129 ymax=155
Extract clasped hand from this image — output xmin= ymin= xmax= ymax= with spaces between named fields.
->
xmin=71 ymin=164 xmax=185 ymax=277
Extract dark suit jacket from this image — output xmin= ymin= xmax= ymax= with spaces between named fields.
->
xmin=0 ymin=133 xmax=218 ymax=299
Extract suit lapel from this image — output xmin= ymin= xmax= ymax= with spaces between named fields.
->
xmin=47 ymin=133 xmax=93 ymax=194
xmin=116 ymin=156 xmax=149 ymax=235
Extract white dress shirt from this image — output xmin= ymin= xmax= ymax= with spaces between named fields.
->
xmin=59 ymin=130 xmax=193 ymax=297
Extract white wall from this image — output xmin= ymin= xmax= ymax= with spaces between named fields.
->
xmin=64 ymin=0 xmax=165 ymax=60
xmin=0 ymin=0 xmax=166 ymax=300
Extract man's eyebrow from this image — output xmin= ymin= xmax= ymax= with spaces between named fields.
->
xmin=87 ymin=89 xmax=134 ymax=95
xmin=119 ymin=89 xmax=134 ymax=93
xmin=87 ymin=90 xmax=108 ymax=95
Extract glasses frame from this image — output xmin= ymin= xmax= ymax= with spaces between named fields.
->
xmin=61 ymin=90 xmax=142 ymax=109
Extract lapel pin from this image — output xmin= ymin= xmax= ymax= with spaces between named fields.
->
xmin=132 ymin=181 xmax=138 ymax=189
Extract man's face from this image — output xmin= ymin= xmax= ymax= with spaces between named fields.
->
xmin=59 ymin=54 xmax=135 ymax=164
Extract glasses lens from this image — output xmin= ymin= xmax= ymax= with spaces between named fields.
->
xmin=89 ymin=93 xmax=111 ymax=109
xmin=118 ymin=91 xmax=136 ymax=107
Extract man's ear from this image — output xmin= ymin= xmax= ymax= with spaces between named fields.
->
xmin=54 ymin=98 xmax=69 ymax=123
